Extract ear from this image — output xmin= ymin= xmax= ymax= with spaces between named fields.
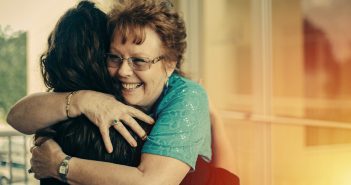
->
xmin=164 ymin=61 xmax=177 ymax=77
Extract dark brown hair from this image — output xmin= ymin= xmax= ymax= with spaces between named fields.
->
xmin=108 ymin=0 xmax=187 ymax=75
xmin=40 ymin=1 xmax=115 ymax=95
xmin=37 ymin=2 xmax=151 ymax=184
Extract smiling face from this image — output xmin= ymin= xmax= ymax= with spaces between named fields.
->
xmin=108 ymin=27 xmax=175 ymax=111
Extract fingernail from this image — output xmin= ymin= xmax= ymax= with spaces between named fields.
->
xmin=132 ymin=142 xmax=137 ymax=147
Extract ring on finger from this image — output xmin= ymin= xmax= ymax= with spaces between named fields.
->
xmin=141 ymin=133 xmax=148 ymax=141
xmin=111 ymin=119 xmax=122 ymax=126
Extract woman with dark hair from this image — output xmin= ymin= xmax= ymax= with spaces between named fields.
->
xmin=8 ymin=0 xmax=239 ymax=184
xmin=29 ymin=1 xmax=152 ymax=184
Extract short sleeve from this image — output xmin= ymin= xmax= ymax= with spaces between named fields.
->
xmin=142 ymin=82 xmax=212 ymax=169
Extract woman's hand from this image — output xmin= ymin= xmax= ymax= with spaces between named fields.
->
xmin=73 ymin=90 xmax=155 ymax=153
xmin=30 ymin=138 xmax=65 ymax=180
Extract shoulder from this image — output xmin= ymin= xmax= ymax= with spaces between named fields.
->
xmin=143 ymin=74 xmax=212 ymax=169
xmin=158 ymin=74 xmax=208 ymax=112
xmin=170 ymin=74 xmax=206 ymax=96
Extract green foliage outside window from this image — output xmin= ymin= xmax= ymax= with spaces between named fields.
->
xmin=0 ymin=25 xmax=27 ymax=122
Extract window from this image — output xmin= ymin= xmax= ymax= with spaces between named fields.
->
xmin=0 ymin=26 xmax=27 ymax=122
xmin=178 ymin=0 xmax=351 ymax=184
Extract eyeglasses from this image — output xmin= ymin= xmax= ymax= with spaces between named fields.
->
xmin=105 ymin=53 xmax=164 ymax=71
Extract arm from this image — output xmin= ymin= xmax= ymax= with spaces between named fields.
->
xmin=7 ymin=90 xmax=154 ymax=152
xmin=30 ymin=80 xmax=209 ymax=184
xmin=31 ymin=139 xmax=189 ymax=185
xmin=69 ymin=154 xmax=189 ymax=185
xmin=64 ymin=83 xmax=209 ymax=185
xmin=7 ymin=92 xmax=71 ymax=134
xmin=198 ymin=79 xmax=237 ymax=173
xmin=209 ymin=100 xmax=237 ymax=174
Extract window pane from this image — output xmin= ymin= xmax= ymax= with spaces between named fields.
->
xmin=202 ymin=0 xmax=253 ymax=112
xmin=303 ymin=0 xmax=351 ymax=123
xmin=0 ymin=27 xmax=27 ymax=121
xmin=272 ymin=0 xmax=351 ymax=123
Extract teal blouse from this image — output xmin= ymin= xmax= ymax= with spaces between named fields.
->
xmin=142 ymin=73 xmax=212 ymax=169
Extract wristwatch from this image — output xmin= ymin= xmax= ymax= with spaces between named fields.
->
xmin=58 ymin=155 xmax=72 ymax=183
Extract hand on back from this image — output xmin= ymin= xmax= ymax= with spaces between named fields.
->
xmin=74 ymin=90 xmax=154 ymax=153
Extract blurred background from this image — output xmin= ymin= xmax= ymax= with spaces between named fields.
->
xmin=1 ymin=0 xmax=351 ymax=184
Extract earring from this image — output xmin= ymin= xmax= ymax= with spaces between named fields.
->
xmin=162 ymin=77 xmax=170 ymax=96
xmin=164 ymin=69 xmax=170 ymax=89
xmin=165 ymin=77 xmax=169 ymax=88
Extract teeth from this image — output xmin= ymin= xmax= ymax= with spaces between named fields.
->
xmin=122 ymin=83 xmax=142 ymax=90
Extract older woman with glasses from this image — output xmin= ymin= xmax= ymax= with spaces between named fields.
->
xmin=8 ymin=0 xmax=239 ymax=184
